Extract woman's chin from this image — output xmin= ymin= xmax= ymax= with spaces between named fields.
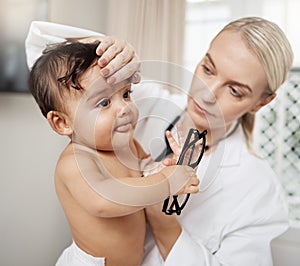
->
xmin=187 ymin=106 xmax=209 ymax=130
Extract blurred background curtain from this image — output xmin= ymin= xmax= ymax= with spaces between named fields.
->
xmin=107 ymin=0 xmax=185 ymax=65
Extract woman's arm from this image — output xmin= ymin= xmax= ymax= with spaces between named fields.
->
xmin=145 ymin=205 xmax=288 ymax=266
xmin=144 ymin=165 xmax=289 ymax=266
xmin=145 ymin=204 xmax=182 ymax=260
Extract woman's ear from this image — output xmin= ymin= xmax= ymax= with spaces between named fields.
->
xmin=47 ymin=111 xmax=73 ymax=136
xmin=249 ymin=92 xmax=276 ymax=114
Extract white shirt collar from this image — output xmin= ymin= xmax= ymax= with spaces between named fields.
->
xmin=218 ymin=124 xmax=245 ymax=167
xmin=197 ymin=124 xmax=245 ymax=192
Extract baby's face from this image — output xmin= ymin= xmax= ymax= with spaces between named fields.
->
xmin=68 ymin=64 xmax=139 ymax=151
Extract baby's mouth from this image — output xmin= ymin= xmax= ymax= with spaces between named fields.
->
xmin=114 ymin=122 xmax=132 ymax=133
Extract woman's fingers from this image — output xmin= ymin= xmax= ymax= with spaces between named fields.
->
xmin=106 ymin=58 xmax=140 ymax=84
xmin=96 ymin=36 xmax=120 ymax=58
xmin=95 ymin=36 xmax=140 ymax=84
xmin=129 ymin=71 xmax=141 ymax=84
xmin=97 ymin=41 xmax=125 ymax=68
xmin=75 ymin=35 xmax=140 ymax=84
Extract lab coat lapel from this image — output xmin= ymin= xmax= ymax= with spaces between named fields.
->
xmin=192 ymin=125 xmax=244 ymax=204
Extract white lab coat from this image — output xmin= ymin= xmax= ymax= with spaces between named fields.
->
xmin=25 ymin=21 xmax=289 ymax=266
xmin=132 ymin=84 xmax=289 ymax=266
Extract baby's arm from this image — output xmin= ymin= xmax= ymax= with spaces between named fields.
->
xmin=56 ymin=149 xmax=197 ymax=218
xmin=142 ymin=125 xmax=200 ymax=194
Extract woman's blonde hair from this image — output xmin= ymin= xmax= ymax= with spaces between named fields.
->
xmin=215 ymin=17 xmax=294 ymax=147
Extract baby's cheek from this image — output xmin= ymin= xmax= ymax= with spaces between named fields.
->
xmin=131 ymin=105 xmax=139 ymax=123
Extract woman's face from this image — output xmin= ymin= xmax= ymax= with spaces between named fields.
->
xmin=187 ymin=30 xmax=271 ymax=132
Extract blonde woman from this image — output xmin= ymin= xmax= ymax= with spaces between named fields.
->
xmin=26 ymin=16 xmax=293 ymax=265
xmin=139 ymin=17 xmax=293 ymax=266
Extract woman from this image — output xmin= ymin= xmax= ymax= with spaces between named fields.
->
xmin=26 ymin=17 xmax=293 ymax=265
xmin=138 ymin=17 xmax=293 ymax=266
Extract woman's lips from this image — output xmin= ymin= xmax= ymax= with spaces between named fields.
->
xmin=193 ymin=100 xmax=209 ymax=115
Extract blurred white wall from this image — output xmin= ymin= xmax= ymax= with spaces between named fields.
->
xmin=0 ymin=93 xmax=70 ymax=266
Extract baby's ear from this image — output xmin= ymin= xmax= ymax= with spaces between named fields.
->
xmin=46 ymin=111 xmax=73 ymax=136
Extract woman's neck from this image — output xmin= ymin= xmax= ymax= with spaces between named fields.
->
xmin=180 ymin=112 xmax=238 ymax=152
xmin=204 ymin=121 xmax=240 ymax=152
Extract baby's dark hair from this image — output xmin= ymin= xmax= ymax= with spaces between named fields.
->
xmin=28 ymin=41 xmax=100 ymax=117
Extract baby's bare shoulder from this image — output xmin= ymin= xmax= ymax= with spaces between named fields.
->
xmin=55 ymin=143 xmax=100 ymax=182
xmin=56 ymin=143 xmax=76 ymax=168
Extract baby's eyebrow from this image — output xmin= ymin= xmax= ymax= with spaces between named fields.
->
xmin=86 ymin=87 xmax=111 ymax=101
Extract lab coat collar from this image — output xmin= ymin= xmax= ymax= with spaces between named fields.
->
xmin=196 ymin=124 xmax=245 ymax=193
xmin=217 ymin=123 xmax=245 ymax=167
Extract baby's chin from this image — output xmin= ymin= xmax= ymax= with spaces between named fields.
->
xmin=110 ymin=131 xmax=134 ymax=149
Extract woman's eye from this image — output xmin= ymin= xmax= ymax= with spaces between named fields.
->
xmin=230 ymin=87 xmax=243 ymax=98
xmin=202 ymin=64 xmax=212 ymax=75
xmin=97 ymin=98 xmax=111 ymax=108
xmin=123 ymin=90 xmax=133 ymax=99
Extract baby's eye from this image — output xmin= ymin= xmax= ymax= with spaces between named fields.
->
xmin=123 ymin=90 xmax=133 ymax=99
xmin=96 ymin=98 xmax=111 ymax=108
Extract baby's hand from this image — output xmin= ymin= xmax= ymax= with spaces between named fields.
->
xmin=162 ymin=124 xmax=184 ymax=166
xmin=163 ymin=125 xmax=202 ymax=169
xmin=176 ymin=176 xmax=199 ymax=195
xmin=160 ymin=165 xmax=199 ymax=195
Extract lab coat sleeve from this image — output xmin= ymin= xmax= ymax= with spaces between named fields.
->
xmin=164 ymin=172 xmax=289 ymax=266
xmin=164 ymin=220 xmax=288 ymax=266
xmin=25 ymin=21 xmax=103 ymax=69
xmin=164 ymin=229 xmax=209 ymax=265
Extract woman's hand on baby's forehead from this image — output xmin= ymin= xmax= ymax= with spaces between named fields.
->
xmin=95 ymin=36 xmax=141 ymax=85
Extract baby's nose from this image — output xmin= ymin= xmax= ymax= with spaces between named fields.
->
xmin=117 ymin=103 xmax=130 ymax=117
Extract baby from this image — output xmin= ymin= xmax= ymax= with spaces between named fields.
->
xmin=28 ymin=41 xmax=198 ymax=266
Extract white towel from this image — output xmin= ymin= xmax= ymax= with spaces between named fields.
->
xmin=25 ymin=21 xmax=103 ymax=69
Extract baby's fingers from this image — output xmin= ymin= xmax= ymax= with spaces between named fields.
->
xmin=166 ymin=130 xmax=181 ymax=157
xmin=184 ymin=177 xmax=200 ymax=194
xmin=189 ymin=176 xmax=200 ymax=186
xmin=185 ymin=185 xmax=199 ymax=194
xmin=175 ymin=123 xmax=184 ymax=148
xmin=162 ymin=157 xmax=177 ymax=166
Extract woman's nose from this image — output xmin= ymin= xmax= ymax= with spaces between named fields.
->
xmin=202 ymin=82 xmax=219 ymax=104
